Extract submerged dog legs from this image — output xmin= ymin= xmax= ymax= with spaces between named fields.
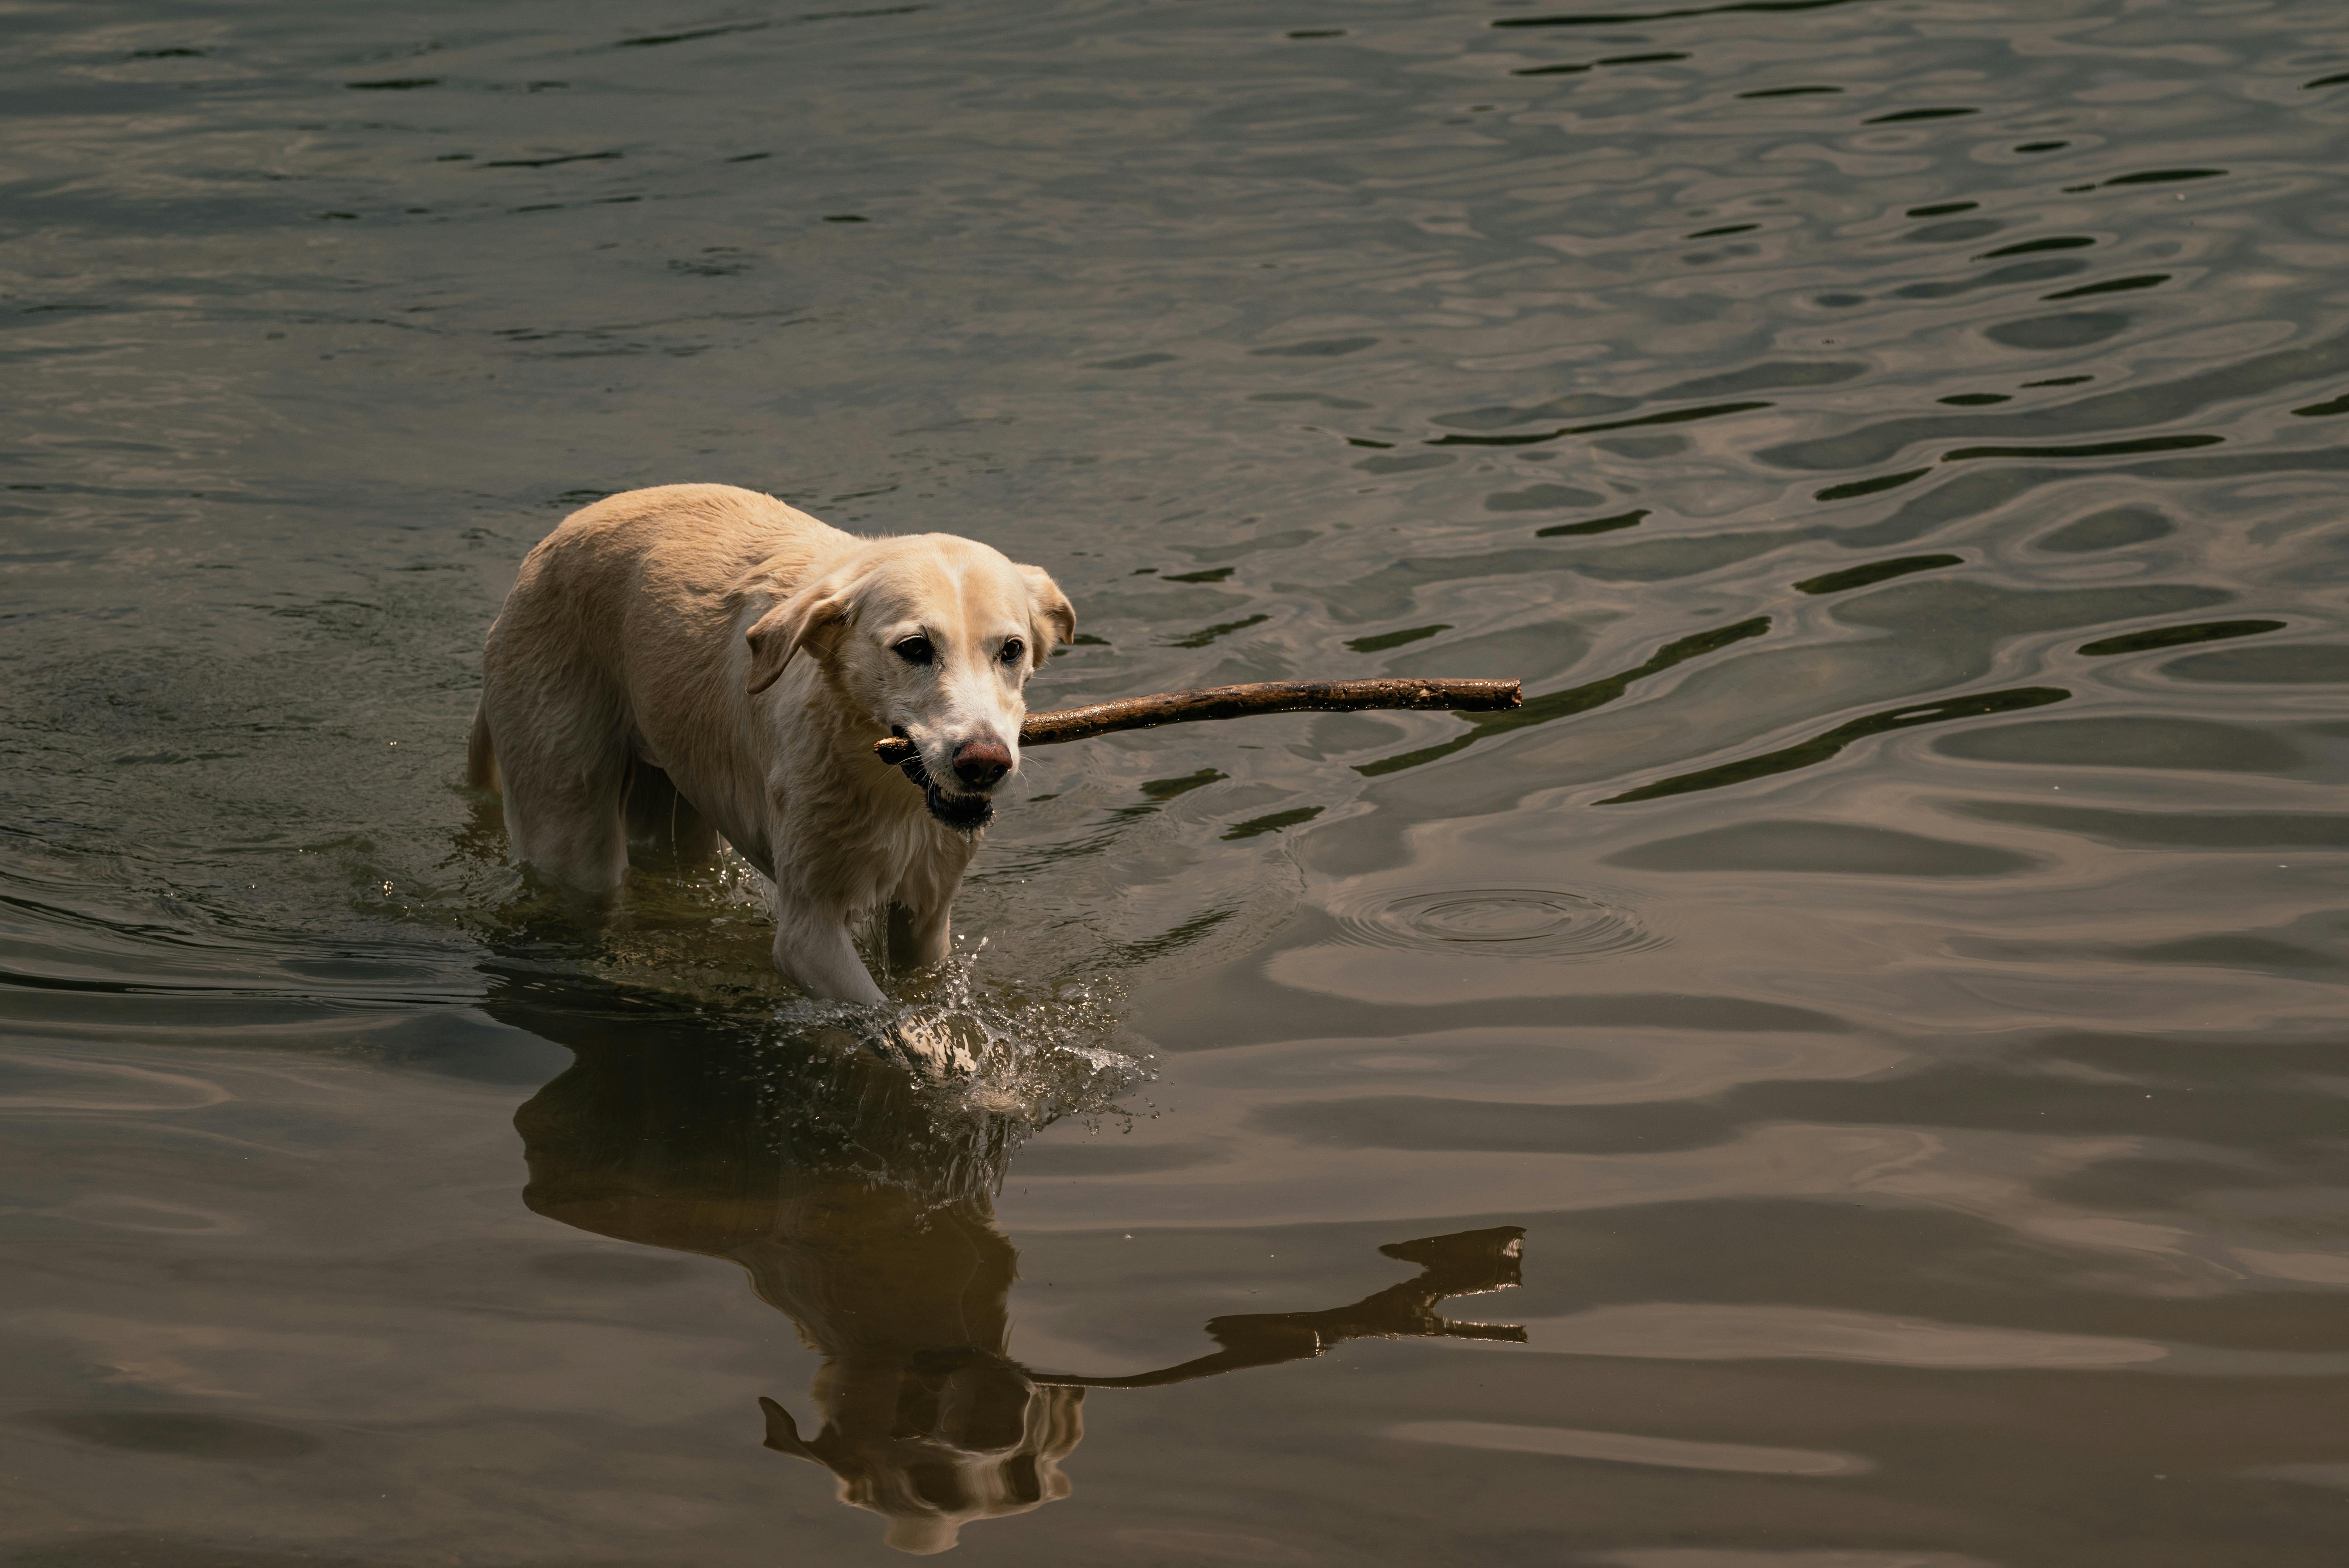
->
xmin=884 ymin=898 xmax=953 ymax=975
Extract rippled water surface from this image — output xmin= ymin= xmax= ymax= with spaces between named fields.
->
xmin=5 ymin=0 xmax=2349 ymax=1562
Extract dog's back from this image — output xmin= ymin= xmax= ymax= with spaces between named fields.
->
xmin=469 ymin=485 xmax=856 ymax=882
xmin=489 ymin=483 xmax=850 ymax=695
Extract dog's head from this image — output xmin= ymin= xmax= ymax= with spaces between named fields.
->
xmin=760 ymin=1367 xmax=1085 ymax=1556
xmin=744 ymin=535 xmax=1076 ymax=830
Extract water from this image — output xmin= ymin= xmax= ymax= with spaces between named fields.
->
xmin=4 ymin=0 xmax=2347 ymax=1561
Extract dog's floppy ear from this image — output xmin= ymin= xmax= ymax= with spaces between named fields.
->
xmin=745 ymin=581 xmax=851 ymax=694
xmin=1017 ymin=564 xmax=1076 ymax=670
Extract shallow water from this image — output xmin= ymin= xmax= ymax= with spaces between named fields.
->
xmin=4 ymin=0 xmax=2347 ymax=1562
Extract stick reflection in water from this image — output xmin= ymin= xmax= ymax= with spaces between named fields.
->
xmin=501 ymin=978 xmax=1524 ymax=1554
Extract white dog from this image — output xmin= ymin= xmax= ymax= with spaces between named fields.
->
xmin=467 ymin=483 xmax=1075 ymax=1003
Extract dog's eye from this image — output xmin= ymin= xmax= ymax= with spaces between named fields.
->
xmin=999 ymin=638 xmax=1025 ymax=667
xmin=893 ymin=637 xmax=935 ymax=666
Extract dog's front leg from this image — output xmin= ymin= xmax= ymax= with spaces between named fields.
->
xmin=884 ymin=900 xmax=953 ymax=975
xmin=769 ymin=893 xmax=886 ymax=1005
xmin=885 ymin=855 xmax=967 ymax=976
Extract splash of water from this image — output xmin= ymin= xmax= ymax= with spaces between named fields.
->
xmin=760 ymin=941 xmax=1151 ymax=1206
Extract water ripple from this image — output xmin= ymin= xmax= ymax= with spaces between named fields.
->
xmin=1330 ymin=884 xmax=1667 ymax=962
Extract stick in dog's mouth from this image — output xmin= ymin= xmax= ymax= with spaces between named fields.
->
xmin=873 ymin=678 xmax=1522 ymax=768
xmin=889 ymin=729 xmax=994 ymax=832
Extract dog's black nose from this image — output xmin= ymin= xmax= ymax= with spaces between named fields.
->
xmin=952 ymin=739 xmax=1012 ymax=790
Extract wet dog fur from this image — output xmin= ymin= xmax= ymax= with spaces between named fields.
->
xmin=467 ymin=483 xmax=1074 ymax=1003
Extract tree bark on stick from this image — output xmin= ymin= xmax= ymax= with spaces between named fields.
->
xmin=872 ymin=677 xmax=1521 ymax=766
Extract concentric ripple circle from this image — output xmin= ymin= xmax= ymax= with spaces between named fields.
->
xmin=1331 ymin=886 xmax=1667 ymax=963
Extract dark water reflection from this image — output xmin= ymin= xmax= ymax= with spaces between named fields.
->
xmin=506 ymin=985 xmax=1523 ymax=1554
xmin=4 ymin=0 xmax=2349 ymax=1563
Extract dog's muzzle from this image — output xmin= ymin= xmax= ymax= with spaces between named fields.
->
xmin=892 ymin=730 xmax=994 ymax=832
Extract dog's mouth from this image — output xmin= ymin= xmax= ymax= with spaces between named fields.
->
xmin=892 ymin=734 xmax=995 ymax=833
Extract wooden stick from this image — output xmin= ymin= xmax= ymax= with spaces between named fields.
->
xmin=872 ymin=677 xmax=1522 ymax=765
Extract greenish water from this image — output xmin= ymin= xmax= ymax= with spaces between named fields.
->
xmin=3 ymin=1 xmax=2347 ymax=1563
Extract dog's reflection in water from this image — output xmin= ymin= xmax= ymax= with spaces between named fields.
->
xmin=510 ymin=1010 xmax=1522 ymax=1554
